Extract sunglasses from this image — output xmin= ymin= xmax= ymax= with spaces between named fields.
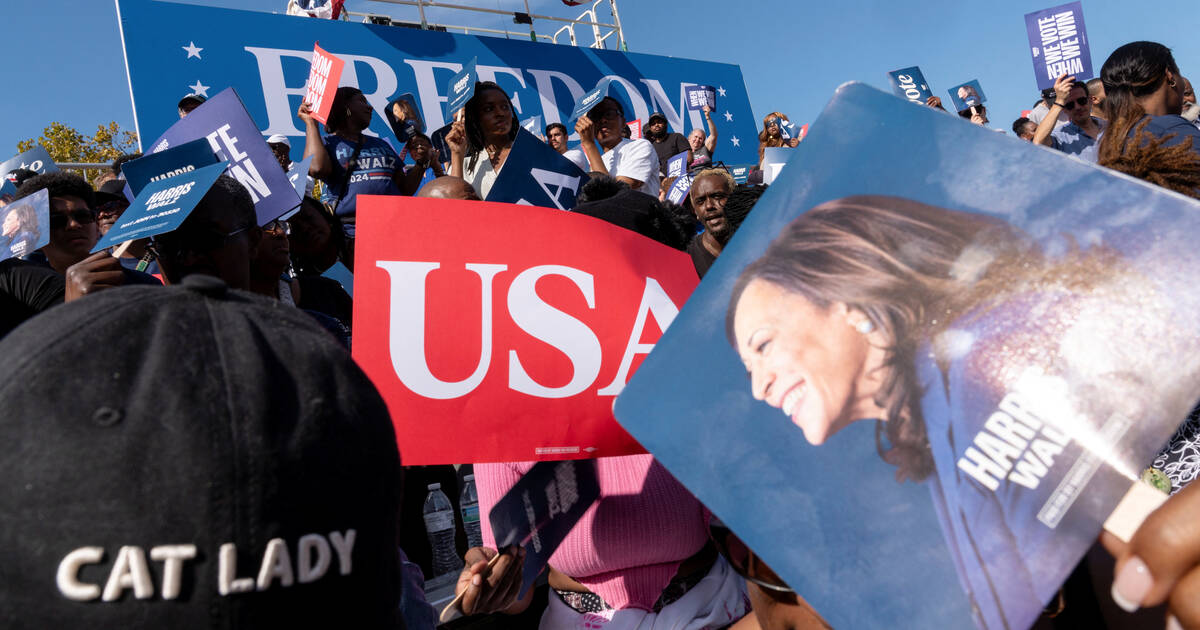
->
xmin=49 ymin=208 xmax=97 ymax=230
xmin=263 ymin=219 xmax=291 ymax=236
xmin=708 ymin=516 xmax=793 ymax=593
xmin=1062 ymin=97 xmax=1089 ymax=110
xmin=95 ymin=200 xmax=129 ymax=218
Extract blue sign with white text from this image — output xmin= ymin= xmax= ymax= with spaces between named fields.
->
xmin=146 ymin=88 xmax=302 ymax=226
xmin=667 ymin=151 xmax=688 ymax=178
xmin=616 ymin=82 xmax=1200 ymax=629
xmin=1025 ymin=2 xmax=1092 ymax=91
xmin=117 ymin=0 xmax=760 ymax=178
xmin=485 ymin=128 xmax=588 ymax=211
xmin=443 ymin=57 xmax=478 ymax=120
xmin=120 ymin=137 xmax=220 ymax=197
xmin=1 ymin=189 xmax=49 ymax=261
xmin=887 ymin=66 xmax=932 ymax=104
xmin=93 ymin=161 xmax=229 ymax=252
xmin=287 ymin=155 xmax=314 ymax=200
xmin=569 ymin=77 xmax=613 ymax=124
xmin=666 ymin=173 xmax=693 ymax=205
xmin=684 ymin=84 xmax=716 ymax=111
xmin=0 ymin=147 xmax=59 ymax=181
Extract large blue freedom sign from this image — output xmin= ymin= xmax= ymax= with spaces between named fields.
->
xmin=115 ymin=0 xmax=760 ymax=165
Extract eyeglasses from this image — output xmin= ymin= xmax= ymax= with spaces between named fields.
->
xmin=263 ymin=219 xmax=291 ymax=236
xmin=149 ymin=224 xmax=251 ymax=260
xmin=49 ymin=208 xmax=97 ymax=229
xmin=1062 ymin=97 xmax=1090 ymax=111
xmin=708 ymin=516 xmax=793 ymax=593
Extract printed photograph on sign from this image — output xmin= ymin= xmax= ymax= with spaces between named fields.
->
xmin=1025 ymin=1 xmax=1093 ymax=91
xmin=615 ymin=82 xmax=1200 ymax=630
xmin=947 ymin=79 xmax=987 ymax=113
xmin=385 ymin=92 xmax=425 ymax=144
xmin=0 ymin=189 xmax=49 ymax=261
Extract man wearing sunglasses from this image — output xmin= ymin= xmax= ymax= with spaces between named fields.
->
xmin=1034 ymin=73 xmax=1105 ymax=159
xmin=13 ymin=172 xmax=159 ymax=302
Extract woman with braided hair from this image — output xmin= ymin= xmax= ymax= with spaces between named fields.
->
xmin=1095 ymin=41 xmax=1200 ymax=198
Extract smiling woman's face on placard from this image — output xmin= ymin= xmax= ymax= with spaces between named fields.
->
xmin=732 ymin=278 xmax=878 ymax=445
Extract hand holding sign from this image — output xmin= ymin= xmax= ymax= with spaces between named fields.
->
xmin=446 ymin=546 xmax=526 ymax=618
xmin=303 ymin=43 xmax=346 ymax=124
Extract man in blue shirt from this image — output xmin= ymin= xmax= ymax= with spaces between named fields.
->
xmin=1034 ymin=74 xmax=1105 ymax=159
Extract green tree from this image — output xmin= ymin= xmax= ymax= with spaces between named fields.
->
xmin=17 ymin=121 xmax=138 ymax=185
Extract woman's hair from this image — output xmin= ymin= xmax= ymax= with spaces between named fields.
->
xmin=8 ymin=203 xmax=40 ymax=244
xmin=724 ymin=196 xmax=1119 ymax=482
xmin=758 ymin=112 xmax=788 ymax=163
xmin=1096 ymin=42 xmax=1200 ymax=198
xmin=325 ymin=87 xmax=364 ymax=135
xmin=464 ymin=82 xmax=519 ymax=174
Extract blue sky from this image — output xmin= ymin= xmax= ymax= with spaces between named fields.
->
xmin=3 ymin=0 xmax=1198 ymax=155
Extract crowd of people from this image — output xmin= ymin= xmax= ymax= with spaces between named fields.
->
xmin=3 ymin=35 xmax=1200 ymax=630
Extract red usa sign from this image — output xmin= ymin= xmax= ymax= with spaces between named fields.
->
xmin=353 ymin=195 xmax=698 ymax=465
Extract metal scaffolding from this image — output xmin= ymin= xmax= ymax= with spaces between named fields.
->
xmin=341 ymin=0 xmax=626 ymax=50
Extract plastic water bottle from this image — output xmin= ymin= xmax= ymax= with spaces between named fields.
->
xmin=423 ymin=483 xmax=460 ymax=577
xmin=460 ymin=474 xmax=484 ymax=549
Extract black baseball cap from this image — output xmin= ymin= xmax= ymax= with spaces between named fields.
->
xmin=93 ymin=179 xmax=128 ymax=205
xmin=0 ymin=275 xmax=402 ymax=628
xmin=177 ymin=93 xmax=207 ymax=110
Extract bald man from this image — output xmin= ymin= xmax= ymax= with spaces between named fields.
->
xmin=417 ymin=176 xmax=482 ymax=201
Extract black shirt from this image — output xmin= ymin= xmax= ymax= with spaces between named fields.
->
xmin=0 ymin=259 xmax=65 ymax=339
xmin=650 ymin=132 xmax=691 ymax=176
xmin=687 ymin=234 xmax=717 ymax=278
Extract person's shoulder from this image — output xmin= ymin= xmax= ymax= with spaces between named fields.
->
xmin=365 ymin=135 xmax=398 ymax=153
xmin=622 ymin=138 xmax=654 ymax=153
xmin=1147 ymin=114 xmax=1200 ymax=136
xmin=120 ymin=268 xmax=163 ymax=286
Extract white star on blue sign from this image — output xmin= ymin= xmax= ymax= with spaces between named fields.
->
xmin=188 ymin=80 xmax=210 ymax=97
xmin=717 ymin=86 xmax=727 ymax=98
xmin=182 ymin=41 xmax=203 ymax=59
xmin=731 ymin=136 xmax=740 ymax=147
xmin=724 ymin=111 xmax=733 ymax=122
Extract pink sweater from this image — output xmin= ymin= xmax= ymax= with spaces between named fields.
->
xmin=476 ymin=454 xmax=709 ymax=611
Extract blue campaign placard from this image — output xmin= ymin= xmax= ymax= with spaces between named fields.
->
xmin=287 ymin=155 xmax=314 ymax=200
xmin=385 ymin=92 xmax=425 ymax=144
xmin=488 ymin=459 xmax=600 ymax=598
xmin=1 ymin=189 xmax=50 ymax=261
xmin=92 ymin=161 xmax=229 ymax=252
xmin=887 ymin=66 xmax=933 ymax=104
xmin=569 ymin=77 xmax=613 ymax=124
xmin=666 ymin=172 xmax=693 ymax=205
xmin=729 ymin=164 xmax=753 ymax=184
xmin=777 ymin=118 xmax=801 ymax=141
xmin=485 ymin=127 xmax=589 ymax=211
xmin=947 ymin=79 xmax=987 ymax=113
xmin=615 ymin=81 xmax=1200 ymax=629
xmin=0 ymin=146 xmax=60 ymax=181
xmin=666 ymin=150 xmax=688 ymax=178
xmin=1025 ymin=2 xmax=1092 ymax=91
xmin=120 ymin=137 xmax=219 ymax=197
xmin=146 ymin=88 xmax=302 ymax=226
xmin=117 ymin=0 xmax=761 ymax=166
xmin=684 ymin=84 xmax=716 ymax=111
xmin=443 ymin=57 xmax=477 ymax=120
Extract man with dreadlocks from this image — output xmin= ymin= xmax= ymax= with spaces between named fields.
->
xmin=1088 ymin=41 xmax=1200 ymax=199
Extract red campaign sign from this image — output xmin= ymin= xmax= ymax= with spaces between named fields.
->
xmin=352 ymin=196 xmax=698 ymax=465
xmin=626 ymin=119 xmax=643 ymax=140
xmin=303 ymin=43 xmax=345 ymax=124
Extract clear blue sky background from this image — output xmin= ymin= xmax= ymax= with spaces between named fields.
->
xmin=2 ymin=0 xmax=1198 ymax=154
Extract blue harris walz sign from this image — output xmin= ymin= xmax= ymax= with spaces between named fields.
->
xmin=116 ymin=0 xmax=760 ymax=166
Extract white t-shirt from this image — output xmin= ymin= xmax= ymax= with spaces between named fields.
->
xmin=463 ymin=150 xmax=501 ymax=199
xmin=602 ymin=138 xmax=660 ymax=198
xmin=562 ymin=148 xmax=590 ymax=173
xmin=1028 ymin=102 xmax=1070 ymax=131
